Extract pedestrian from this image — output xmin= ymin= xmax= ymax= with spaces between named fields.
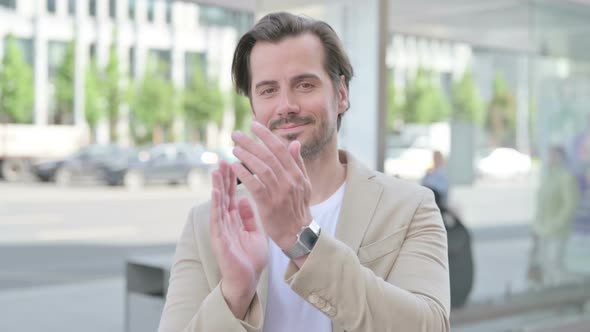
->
xmin=529 ymin=146 xmax=579 ymax=286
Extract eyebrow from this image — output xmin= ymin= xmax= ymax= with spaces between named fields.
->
xmin=254 ymin=73 xmax=321 ymax=90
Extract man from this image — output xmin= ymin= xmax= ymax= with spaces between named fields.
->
xmin=158 ymin=12 xmax=450 ymax=332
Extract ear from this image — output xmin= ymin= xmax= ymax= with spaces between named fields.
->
xmin=337 ymin=75 xmax=348 ymax=114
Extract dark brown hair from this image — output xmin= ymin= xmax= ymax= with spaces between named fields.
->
xmin=231 ymin=12 xmax=354 ymax=130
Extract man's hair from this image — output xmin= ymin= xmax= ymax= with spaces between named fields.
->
xmin=231 ymin=12 xmax=354 ymax=130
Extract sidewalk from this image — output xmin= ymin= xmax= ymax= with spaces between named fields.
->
xmin=0 ymin=227 xmax=587 ymax=332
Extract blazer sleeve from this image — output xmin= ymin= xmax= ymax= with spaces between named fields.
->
xmin=284 ymin=188 xmax=450 ymax=332
xmin=158 ymin=205 xmax=264 ymax=332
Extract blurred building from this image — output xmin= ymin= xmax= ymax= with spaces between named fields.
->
xmin=0 ymin=0 xmax=254 ymax=143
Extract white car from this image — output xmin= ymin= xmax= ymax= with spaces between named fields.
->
xmin=476 ymin=148 xmax=532 ymax=179
xmin=384 ymin=147 xmax=434 ymax=180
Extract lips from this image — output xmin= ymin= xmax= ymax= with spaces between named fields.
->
xmin=269 ymin=116 xmax=314 ymax=131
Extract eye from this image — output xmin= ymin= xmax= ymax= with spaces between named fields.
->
xmin=260 ymin=87 xmax=276 ymax=96
xmin=297 ymin=82 xmax=315 ymax=90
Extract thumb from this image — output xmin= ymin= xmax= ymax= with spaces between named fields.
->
xmin=238 ymin=198 xmax=258 ymax=232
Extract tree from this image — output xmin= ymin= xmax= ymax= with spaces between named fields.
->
xmin=233 ymin=90 xmax=250 ymax=131
xmin=85 ymin=59 xmax=105 ymax=141
xmin=104 ymin=45 xmax=126 ymax=142
xmin=451 ymin=70 xmax=484 ymax=125
xmin=403 ymin=68 xmax=451 ymax=124
xmin=131 ymin=60 xmax=179 ymax=144
xmin=386 ymin=74 xmax=402 ymax=132
xmin=183 ymin=58 xmax=224 ymax=142
xmin=0 ymin=35 xmax=34 ymax=123
xmin=486 ymin=73 xmax=516 ymax=147
xmin=54 ymin=42 xmax=75 ymax=124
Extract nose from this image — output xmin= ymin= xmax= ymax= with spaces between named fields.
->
xmin=276 ymin=89 xmax=300 ymax=116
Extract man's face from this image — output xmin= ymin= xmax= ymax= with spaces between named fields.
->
xmin=248 ymin=33 xmax=348 ymax=161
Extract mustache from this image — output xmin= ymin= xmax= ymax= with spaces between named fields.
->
xmin=268 ymin=116 xmax=314 ymax=130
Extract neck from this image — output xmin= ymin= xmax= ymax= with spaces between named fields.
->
xmin=303 ymin=141 xmax=346 ymax=205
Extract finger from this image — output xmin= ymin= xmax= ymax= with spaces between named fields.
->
xmin=228 ymin=163 xmax=238 ymax=210
xmin=251 ymin=121 xmax=303 ymax=178
xmin=233 ymin=146 xmax=279 ymax=190
xmin=230 ymin=162 xmax=269 ymax=203
xmin=232 ymin=129 xmax=287 ymax=181
xmin=209 ymin=188 xmax=222 ymax=238
xmin=238 ymin=198 xmax=258 ymax=232
xmin=220 ymin=161 xmax=231 ymax=210
xmin=213 ymin=170 xmax=233 ymax=238
xmin=288 ymin=140 xmax=309 ymax=179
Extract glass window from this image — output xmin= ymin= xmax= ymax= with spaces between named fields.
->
xmin=88 ymin=0 xmax=96 ymax=17
xmin=46 ymin=0 xmax=56 ymax=13
xmin=0 ymin=0 xmax=16 ymax=9
xmin=109 ymin=0 xmax=116 ymax=19
xmin=165 ymin=0 xmax=172 ymax=24
xmin=128 ymin=0 xmax=135 ymax=20
xmin=147 ymin=0 xmax=155 ymax=23
xmin=129 ymin=47 xmax=135 ymax=77
xmin=67 ymin=0 xmax=75 ymax=15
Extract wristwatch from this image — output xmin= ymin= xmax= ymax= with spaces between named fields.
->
xmin=283 ymin=219 xmax=321 ymax=259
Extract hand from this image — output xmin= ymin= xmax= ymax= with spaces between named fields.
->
xmin=230 ymin=121 xmax=313 ymax=251
xmin=209 ymin=161 xmax=268 ymax=319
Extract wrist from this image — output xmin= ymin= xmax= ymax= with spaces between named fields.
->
xmin=220 ymin=280 xmax=257 ymax=319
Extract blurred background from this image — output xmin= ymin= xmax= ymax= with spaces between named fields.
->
xmin=0 ymin=0 xmax=589 ymax=331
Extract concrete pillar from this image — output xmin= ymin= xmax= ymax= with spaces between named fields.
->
xmin=324 ymin=0 xmax=388 ymax=171
xmin=516 ymin=55 xmax=530 ymax=154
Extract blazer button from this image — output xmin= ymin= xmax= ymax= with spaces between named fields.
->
xmin=308 ymin=293 xmax=319 ymax=305
xmin=328 ymin=306 xmax=337 ymax=317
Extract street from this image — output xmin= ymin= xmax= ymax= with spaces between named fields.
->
xmin=0 ymin=179 xmax=537 ymax=292
xmin=0 ymin=182 xmax=208 ymax=290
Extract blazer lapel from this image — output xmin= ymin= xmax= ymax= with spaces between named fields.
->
xmin=332 ymin=151 xmax=383 ymax=332
xmin=335 ymin=151 xmax=384 ymax=262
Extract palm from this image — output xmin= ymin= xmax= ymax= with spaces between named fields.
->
xmin=218 ymin=202 xmax=268 ymax=286
xmin=209 ymin=161 xmax=268 ymax=295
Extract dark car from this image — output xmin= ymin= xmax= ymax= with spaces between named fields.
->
xmin=38 ymin=144 xmax=137 ymax=186
xmin=107 ymin=143 xmax=218 ymax=190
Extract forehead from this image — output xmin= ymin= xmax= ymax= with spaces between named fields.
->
xmin=249 ymin=33 xmax=327 ymax=83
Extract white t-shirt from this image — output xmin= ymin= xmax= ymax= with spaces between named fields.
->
xmin=263 ymin=182 xmax=346 ymax=332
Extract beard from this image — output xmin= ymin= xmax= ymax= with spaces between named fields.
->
xmin=269 ymin=114 xmax=336 ymax=161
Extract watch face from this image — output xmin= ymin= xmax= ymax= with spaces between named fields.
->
xmin=300 ymin=228 xmax=319 ymax=248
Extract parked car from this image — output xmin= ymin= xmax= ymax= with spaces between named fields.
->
xmin=32 ymin=144 xmax=135 ymax=185
xmin=109 ymin=143 xmax=219 ymax=190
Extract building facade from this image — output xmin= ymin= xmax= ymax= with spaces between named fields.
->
xmin=0 ymin=0 xmax=253 ymax=144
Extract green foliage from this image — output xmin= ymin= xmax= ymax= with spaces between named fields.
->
xmin=183 ymin=58 xmax=224 ymax=135
xmin=387 ymin=74 xmax=401 ymax=132
xmin=84 ymin=59 xmax=105 ymax=139
xmin=54 ymin=42 xmax=75 ymax=123
xmin=233 ymin=90 xmax=250 ymax=131
xmin=131 ymin=60 xmax=180 ymax=144
xmin=451 ymin=70 xmax=484 ymax=125
xmin=103 ymin=46 xmax=127 ymax=141
xmin=486 ymin=72 xmax=516 ymax=146
xmin=0 ymin=35 xmax=34 ymax=123
xmin=403 ymin=68 xmax=451 ymax=124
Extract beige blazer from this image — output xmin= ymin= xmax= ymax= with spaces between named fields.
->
xmin=158 ymin=151 xmax=450 ymax=332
